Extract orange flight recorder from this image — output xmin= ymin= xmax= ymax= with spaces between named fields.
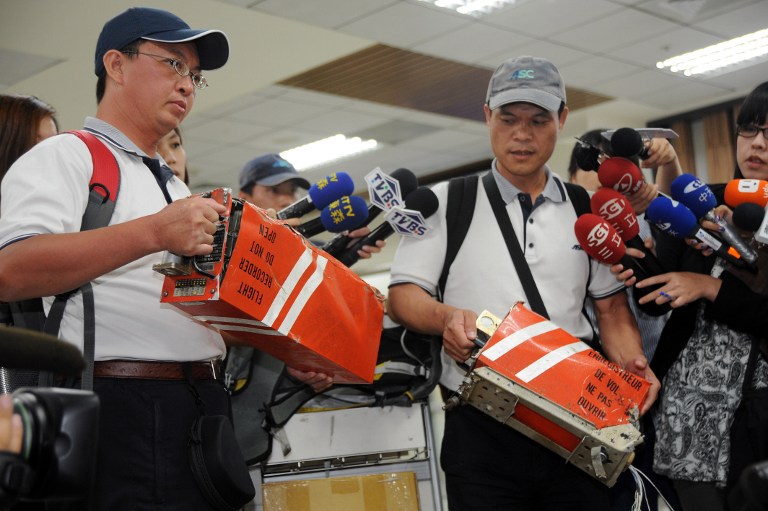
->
xmin=450 ymin=304 xmax=651 ymax=487
xmin=154 ymin=188 xmax=385 ymax=384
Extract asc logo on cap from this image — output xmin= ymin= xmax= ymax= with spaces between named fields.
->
xmin=511 ymin=69 xmax=535 ymax=79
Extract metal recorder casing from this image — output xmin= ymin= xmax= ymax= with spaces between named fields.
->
xmin=153 ymin=187 xmax=234 ymax=281
xmin=450 ymin=306 xmax=647 ymax=487
xmin=152 ymin=187 xmax=384 ymax=384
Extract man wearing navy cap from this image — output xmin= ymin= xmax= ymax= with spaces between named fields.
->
xmin=388 ymin=56 xmax=660 ymax=509
xmin=0 ymin=7 xmax=330 ymax=510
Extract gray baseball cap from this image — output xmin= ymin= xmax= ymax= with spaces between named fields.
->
xmin=486 ymin=56 xmax=566 ymax=112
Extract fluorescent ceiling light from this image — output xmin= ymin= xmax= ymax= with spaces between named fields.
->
xmin=656 ymin=28 xmax=768 ymax=77
xmin=280 ymin=134 xmax=379 ymax=171
xmin=417 ymin=0 xmax=519 ymax=17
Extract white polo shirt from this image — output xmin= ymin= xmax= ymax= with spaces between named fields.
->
xmin=0 ymin=117 xmax=225 ymax=362
xmin=389 ymin=166 xmax=625 ymax=390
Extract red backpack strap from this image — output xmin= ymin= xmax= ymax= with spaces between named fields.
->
xmin=67 ymin=130 xmax=121 ymax=231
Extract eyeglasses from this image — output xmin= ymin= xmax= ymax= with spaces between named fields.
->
xmin=122 ymin=51 xmax=208 ymax=90
xmin=736 ymin=124 xmax=768 ymax=139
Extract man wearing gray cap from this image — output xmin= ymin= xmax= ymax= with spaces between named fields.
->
xmin=0 ymin=7 xmax=329 ymax=510
xmin=388 ymin=56 xmax=659 ymax=509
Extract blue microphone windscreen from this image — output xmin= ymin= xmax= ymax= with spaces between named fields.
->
xmin=671 ymin=173 xmax=717 ymax=219
xmin=646 ymin=196 xmax=698 ymax=238
xmin=320 ymin=195 xmax=369 ymax=232
xmin=308 ymin=172 xmax=355 ymax=209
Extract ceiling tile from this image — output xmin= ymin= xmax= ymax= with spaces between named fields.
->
xmin=486 ymin=0 xmax=624 ymax=38
xmin=338 ymin=2 xmax=469 ymax=47
xmin=558 ymin=56 xmax=641 ymax=88
xmin=551 ymin=8 xmax=680 ymax=53
xmin=479 ymin=40 xmax=591 ymax=69
xmin=692 ymin=1 xmax=768 ymax=37
xmin=412 ymin=22 xmax=530 ymax=63
xmin=249 ymin=0 xmax=397 ymax=29
xmin=605 ymin=26 xmax=723 ymax=67
xmin=635 ymin=80 xmax=733 ymax=111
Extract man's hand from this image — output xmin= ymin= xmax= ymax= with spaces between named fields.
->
xmin=622 ymin=357 xmax=660 ymax=415
xmin=286 ymin=367 xmax=333 ymax=393
xmin=640 ymin=138 xmax=678 ymax=169
xmin=0 ymin=394 xmax=23 ymax=454
xmin=345 ymin=226 xmax=385 ymax=260
xmin=152 ymin=196 xmax=227 ymax=256
xmin=626 ymin=181 xmax=658 ymax=214
xmin=442 ymin=308 xmax=479 ymax=363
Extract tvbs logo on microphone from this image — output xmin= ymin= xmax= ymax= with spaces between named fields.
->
xmin=365 ymin=167 xmax=405 ymax=211
xmin=383 ymin=207 xmax=430 ymax=237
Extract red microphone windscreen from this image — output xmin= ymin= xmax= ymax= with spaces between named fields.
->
xmin=590 ymin=187 xmax=640 ymax=241
xmin=574 ymin=214 xmax=626 ymax=264
xmin=597 ymin=157 xmax=644 ymax=195
xmin=724 ymin=179 xmax=768 ymax=208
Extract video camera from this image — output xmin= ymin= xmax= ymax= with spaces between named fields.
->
xmin=0 ymin=326 xmax=100 ymax=507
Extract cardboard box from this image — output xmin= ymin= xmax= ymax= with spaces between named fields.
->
xmin=262 ymin=472 xmax=420 ymax=511
xmin=159 ymin=193 xmax=384 ymax=383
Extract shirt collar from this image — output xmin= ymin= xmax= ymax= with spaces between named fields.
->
xmin=490 ymin=158 xmax=568 ymax=205
xmin=84 ymin=117 xmax=175 ymax=174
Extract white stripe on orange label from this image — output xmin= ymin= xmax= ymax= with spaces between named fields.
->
xmin=262 ymin=248 xmax=314 ymax=326
xmin=211 ymin=324 xmax=282 ymax=336
xmin=482 ymin=320 xmax=559 ymax=361
xmin=277 ymin=255 xmax=328 ymax=335
xmin=196 ymin=316 xmax=267 ymax=326
xmin=515 ymin=341 xmax=591 ymax=383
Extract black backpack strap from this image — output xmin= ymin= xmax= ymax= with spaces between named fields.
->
xmin=439 ymin=176 xmax=479 ymax=298
xmin=564 ymin=182 xmax=591 ymax=217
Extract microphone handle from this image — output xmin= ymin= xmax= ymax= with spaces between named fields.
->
xmin=338 ymin=223 xmax=394 ymax=267
xmin=625 ymin=236 xmax=666 ymax=276
xmin=321 ymin=205 xmax=384 ymax=258
xmin=706 ymin=211 xmax=758 ymax=266
xmin=293 ymin=217 xmax=325 ymax=238
xmin=276 ymin=197 xmax=313 ymax=220
xmin=692 ymin=227 xmax=753 ymax=271
xmin=620 ymin=254 xmax=672 ymax=315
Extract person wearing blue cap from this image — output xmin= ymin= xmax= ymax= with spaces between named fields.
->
xmin=388 ymin=55 xmax=660 ymax=510
xmin=238 ymin=153 xmax=311 ymax=212
xmin=0 ymin=7 xmax=330 ymax=510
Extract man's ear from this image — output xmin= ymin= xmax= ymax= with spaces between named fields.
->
xmin=103 ymin=49 xmax=126 ymax=85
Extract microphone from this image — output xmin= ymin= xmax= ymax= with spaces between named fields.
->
xmin=574 ymin=215 xmax=671 ymax=315
xmin=671 ymin=174 xmax=758 ymax=268
xmin=733 ymin=202 xmax=768 ymax=245
xmin=597 ymin=157 xmax=645 ymax=195
xmin=610 ymin=127 xmax=649 ymax=159
xmin=574 ymin=214 xmax=649 ymax=279
xmin=292 ymin=195 xmax=368 ymax=238
xmin=321 ymin=168 xmax=418 ymax=258
xmin=0 ymin=327 xmax=85 ymax=375
xmin=733 ymin=202 xmax=765 ymax=232
xmin=724 ymin=179 xmax=768 ymax=208
xmin=573 ymin=137 xmax=605 ymax=172
xmin=590 ymin=187 xmax=665 ymax=276
xmin=646 ymin=196 xmax=750 ymax=269
xmin=276 ymin=172 xmax=354 ymax=220
xmin=337 ymin=186 xmax=439 ymax=267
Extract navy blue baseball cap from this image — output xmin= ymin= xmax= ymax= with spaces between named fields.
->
xmin=239 ymin=154 xmax=310 ymax=191
xmin=95 ymin=7 xmax=229 ymax=76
